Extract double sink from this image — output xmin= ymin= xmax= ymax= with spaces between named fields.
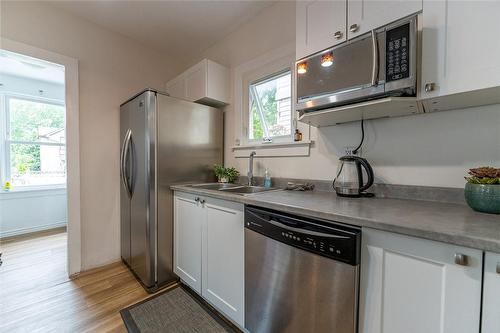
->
xmin=190 ymin=183 xmax=279 ymax=195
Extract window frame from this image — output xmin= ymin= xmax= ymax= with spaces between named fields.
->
xmin=247 ymin=69 xmax=293 ymax=144
xmin=241 ymin=55 xmax=297 ymax=147
xmin=0 ymin=93 xmax=67 ymax=189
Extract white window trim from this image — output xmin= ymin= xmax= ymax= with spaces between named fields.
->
xmin=241 ymin=55 xmax=296 ymax=147
xmin=247 ymin=68 xmax=293 ymax=144
xmin=232 ymin=44 xmax=312 ymax=157
xmin=0 ymin=93 xmax=66 ymax=190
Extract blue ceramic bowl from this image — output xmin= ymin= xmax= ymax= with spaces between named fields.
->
xmin=464 ymin=183 xmax=500 ymax=214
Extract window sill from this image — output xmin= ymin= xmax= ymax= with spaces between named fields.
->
xmin=0 ymin=185 xmax=66 ymax=199
xmin=232 ymin=140 xmax=313 ymax=158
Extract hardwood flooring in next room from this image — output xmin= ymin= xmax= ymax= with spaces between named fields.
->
xmin=0 ymin=230 xmax=149 ymax=333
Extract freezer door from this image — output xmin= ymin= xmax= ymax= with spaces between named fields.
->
xmin=119 ymin=102 xmax=132 ymax=266
xmin=129 ymin=91 xmax=157 ymax=288
xmin=156 ymin=94 xmax=223 ymax=286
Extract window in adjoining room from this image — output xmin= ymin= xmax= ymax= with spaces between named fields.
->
xmin=4 ymin=97 xmax=66 ymax=187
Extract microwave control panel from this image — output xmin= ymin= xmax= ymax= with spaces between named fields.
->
xmin=386 ymin=23 xmax=410 ymax=82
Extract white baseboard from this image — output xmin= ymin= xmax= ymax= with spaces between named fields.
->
xmin=0 ymin=221 xmax=67 ymax=238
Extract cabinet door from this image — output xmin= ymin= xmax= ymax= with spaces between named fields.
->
xmin=296 ymin=0 xmax=347 ymax=60
xmin=359 ymin=228 xmax=482 ymax=333
xmin=173 ymin=192 xmax=204 ymax=293
xmin=482 ymin=252 xmax=500 ymax=333
xmin=185 ymin=60 xmax=207 ymax=102
xmin=165 ymin=75 xmax=186 ymax=100
xmin=348 ymin=0 xmax=421 ymax=39
xmin=421 ymin=1 xmax=500 ymax=100
xmin=202 ymin=198 xmax=244 ymax=326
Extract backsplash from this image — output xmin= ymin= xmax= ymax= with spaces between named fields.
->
xmin=241 ymin=176 xmax=466 ymax=205
xmin=229 ymin=103 xmax=500 ymax=189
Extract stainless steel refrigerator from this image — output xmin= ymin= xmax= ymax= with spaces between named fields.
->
xmin=120 ymin=89 xmax=223 ymax=292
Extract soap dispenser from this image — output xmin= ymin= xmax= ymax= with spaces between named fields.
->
xmin=264 ymin=168 xmax=272 ymax=188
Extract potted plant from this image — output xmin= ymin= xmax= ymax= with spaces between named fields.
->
xmin=213 ymin=164 xmax=240 ymax=183
xmin=464 ymin=167 xmax=500 ymax=214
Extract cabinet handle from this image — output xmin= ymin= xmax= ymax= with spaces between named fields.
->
xmin=496 ymin=263 xmax=500 ymax=274
xmin=454 ymin=253 xmax=468 ymax=266
xmin=424 ymin=82 xmax=435 ymax=92
xmin=200 ymin=199 xmax=206 ymax=205
xmin=194 ymin=197 xmax=200 ymax=202
xmin=349 ymin=24 xmax=359 ymax=33
xmin=334 ymin=31 xmax=343 ymax=39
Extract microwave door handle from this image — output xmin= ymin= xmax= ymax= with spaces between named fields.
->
xmin=371 ymin=30 xmax=379 ymax=86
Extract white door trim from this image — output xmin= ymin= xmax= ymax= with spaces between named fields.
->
xmin=1 ymin=38 xmax=82 ymax=276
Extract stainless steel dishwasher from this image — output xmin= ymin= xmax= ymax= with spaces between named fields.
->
xmin=245 ymin=206 xmax=361 ymax=333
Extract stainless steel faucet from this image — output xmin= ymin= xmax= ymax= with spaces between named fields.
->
xmin=248 ymin=151 xmax=256 ymax=186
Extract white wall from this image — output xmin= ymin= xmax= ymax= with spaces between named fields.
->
xmin=0 ymin=189 xmax=67 ymax=238
xmin=196 ymin=1 xmax=500 ymax=189
xmin=0 ymin=1 xmax=184 ymax=269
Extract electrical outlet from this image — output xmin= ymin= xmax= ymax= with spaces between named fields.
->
xmin=344 ymin=146 xmax=361 ymax=156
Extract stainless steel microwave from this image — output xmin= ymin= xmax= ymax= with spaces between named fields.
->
xmin=296 ymin=15 xmax=418 ymax=112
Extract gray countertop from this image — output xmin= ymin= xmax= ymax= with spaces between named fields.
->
xmin=171 ymin=184 xmax=500 ymax=252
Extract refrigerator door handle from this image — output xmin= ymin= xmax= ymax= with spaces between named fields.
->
xmin=120 ymin=129 xmax=132 ymax=197
xmin=128 ymin=132 xmax=135 ymax=196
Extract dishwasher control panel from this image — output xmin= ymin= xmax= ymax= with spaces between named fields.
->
xmin=245 ymin=206 xmax=361 ymax=265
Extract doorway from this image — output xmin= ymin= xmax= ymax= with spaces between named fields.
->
xmin=0 ymin=50 xmax=68 ymax=287
xmin=0 ymin=39 xmax=80 ymax=277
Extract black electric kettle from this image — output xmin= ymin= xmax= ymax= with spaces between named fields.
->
xmin=333 ymin=155 xmax=374 ymax=197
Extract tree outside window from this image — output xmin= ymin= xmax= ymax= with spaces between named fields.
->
xmin=6 ymin=97 xmax=66 ymax=186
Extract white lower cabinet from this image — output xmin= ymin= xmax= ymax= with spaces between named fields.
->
xmin=174 ymin=192 xmax=203 ymax=293
xmin=482 ymin=252 xmax=500 ymax=333
xmin=359 ymin=228 xmax=482 ymax=333
xmin=173 ymin=192 xmax=244 ymax=327
xmin=202 ymin=198 xmax=244 ymax=327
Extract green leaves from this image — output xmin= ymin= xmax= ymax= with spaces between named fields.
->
xmin=465 ymin=176 xmax=500 ymax=185
xmin=213 ymin=164 xmax=240 ymax=183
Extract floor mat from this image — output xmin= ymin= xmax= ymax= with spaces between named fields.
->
xmin=120 ymin=284 xmax=239 ymax=333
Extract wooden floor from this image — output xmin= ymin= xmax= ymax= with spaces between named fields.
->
xmin=0 ymin=230 xmax=150 ymax=333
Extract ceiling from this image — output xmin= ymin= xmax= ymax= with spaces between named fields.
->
xmin=0 ymin=49 xmax=65 ymax=84
xmin=49 ymin=0 xmax=276 ymax=66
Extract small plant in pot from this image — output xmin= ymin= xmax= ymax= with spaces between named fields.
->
xmin=213 ymin=164 xmax=240 ymax=183
xmin=464 ymin=167 xmax=500 ymax=214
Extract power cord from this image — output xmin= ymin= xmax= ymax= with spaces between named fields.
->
xmin=352 ymin=119 xmax=364 ymax=155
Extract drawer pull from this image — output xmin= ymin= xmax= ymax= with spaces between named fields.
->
xmin=454 ymin=253 xmax=468 ymax=266
xmin=194 ymin=197 xmax=200 ymax=202
xmin=425 ymin=82 xmax=435 ymax=92
xmin=334 ymin=31 xmax=343 ymax=39
xmin=349 ymin=24 xmax=359 ymax=33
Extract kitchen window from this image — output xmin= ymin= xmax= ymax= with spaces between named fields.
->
xmin=1 ymin=96 xmax=66 ymax=187
xmin=234 ymin=50 xmax=310 ymax=157
xmin=247 ymin=69 xmax=292 ymax=143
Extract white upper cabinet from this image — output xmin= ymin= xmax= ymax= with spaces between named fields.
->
xmin=296 ymin=0 xmax=347 ymax=60
xmin=347 ymin=0 xmax=422 ymax=39
xmin=482 ymin=252 xmax=500 ymax=333
xmin=202 ymin=198 xmax=244 ymax=327
xmin=166 ymin=59 xmax=229 ymax=107
xmin=296 ymin=0 xmax=421 ymax=59
xmin=421 ymin=0 xmax=500 ymax=110
xmin=360 ymin=228 xmax=482 ymax=333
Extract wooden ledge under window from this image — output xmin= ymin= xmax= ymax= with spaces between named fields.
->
xmin=232 ymin=140 xmax=313 ymax=158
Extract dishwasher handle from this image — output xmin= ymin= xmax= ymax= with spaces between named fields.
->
xmin=268 ymin=219 xmax=349 ymax=239
xmin=247 ymin=209 xmax=349 ymax=239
